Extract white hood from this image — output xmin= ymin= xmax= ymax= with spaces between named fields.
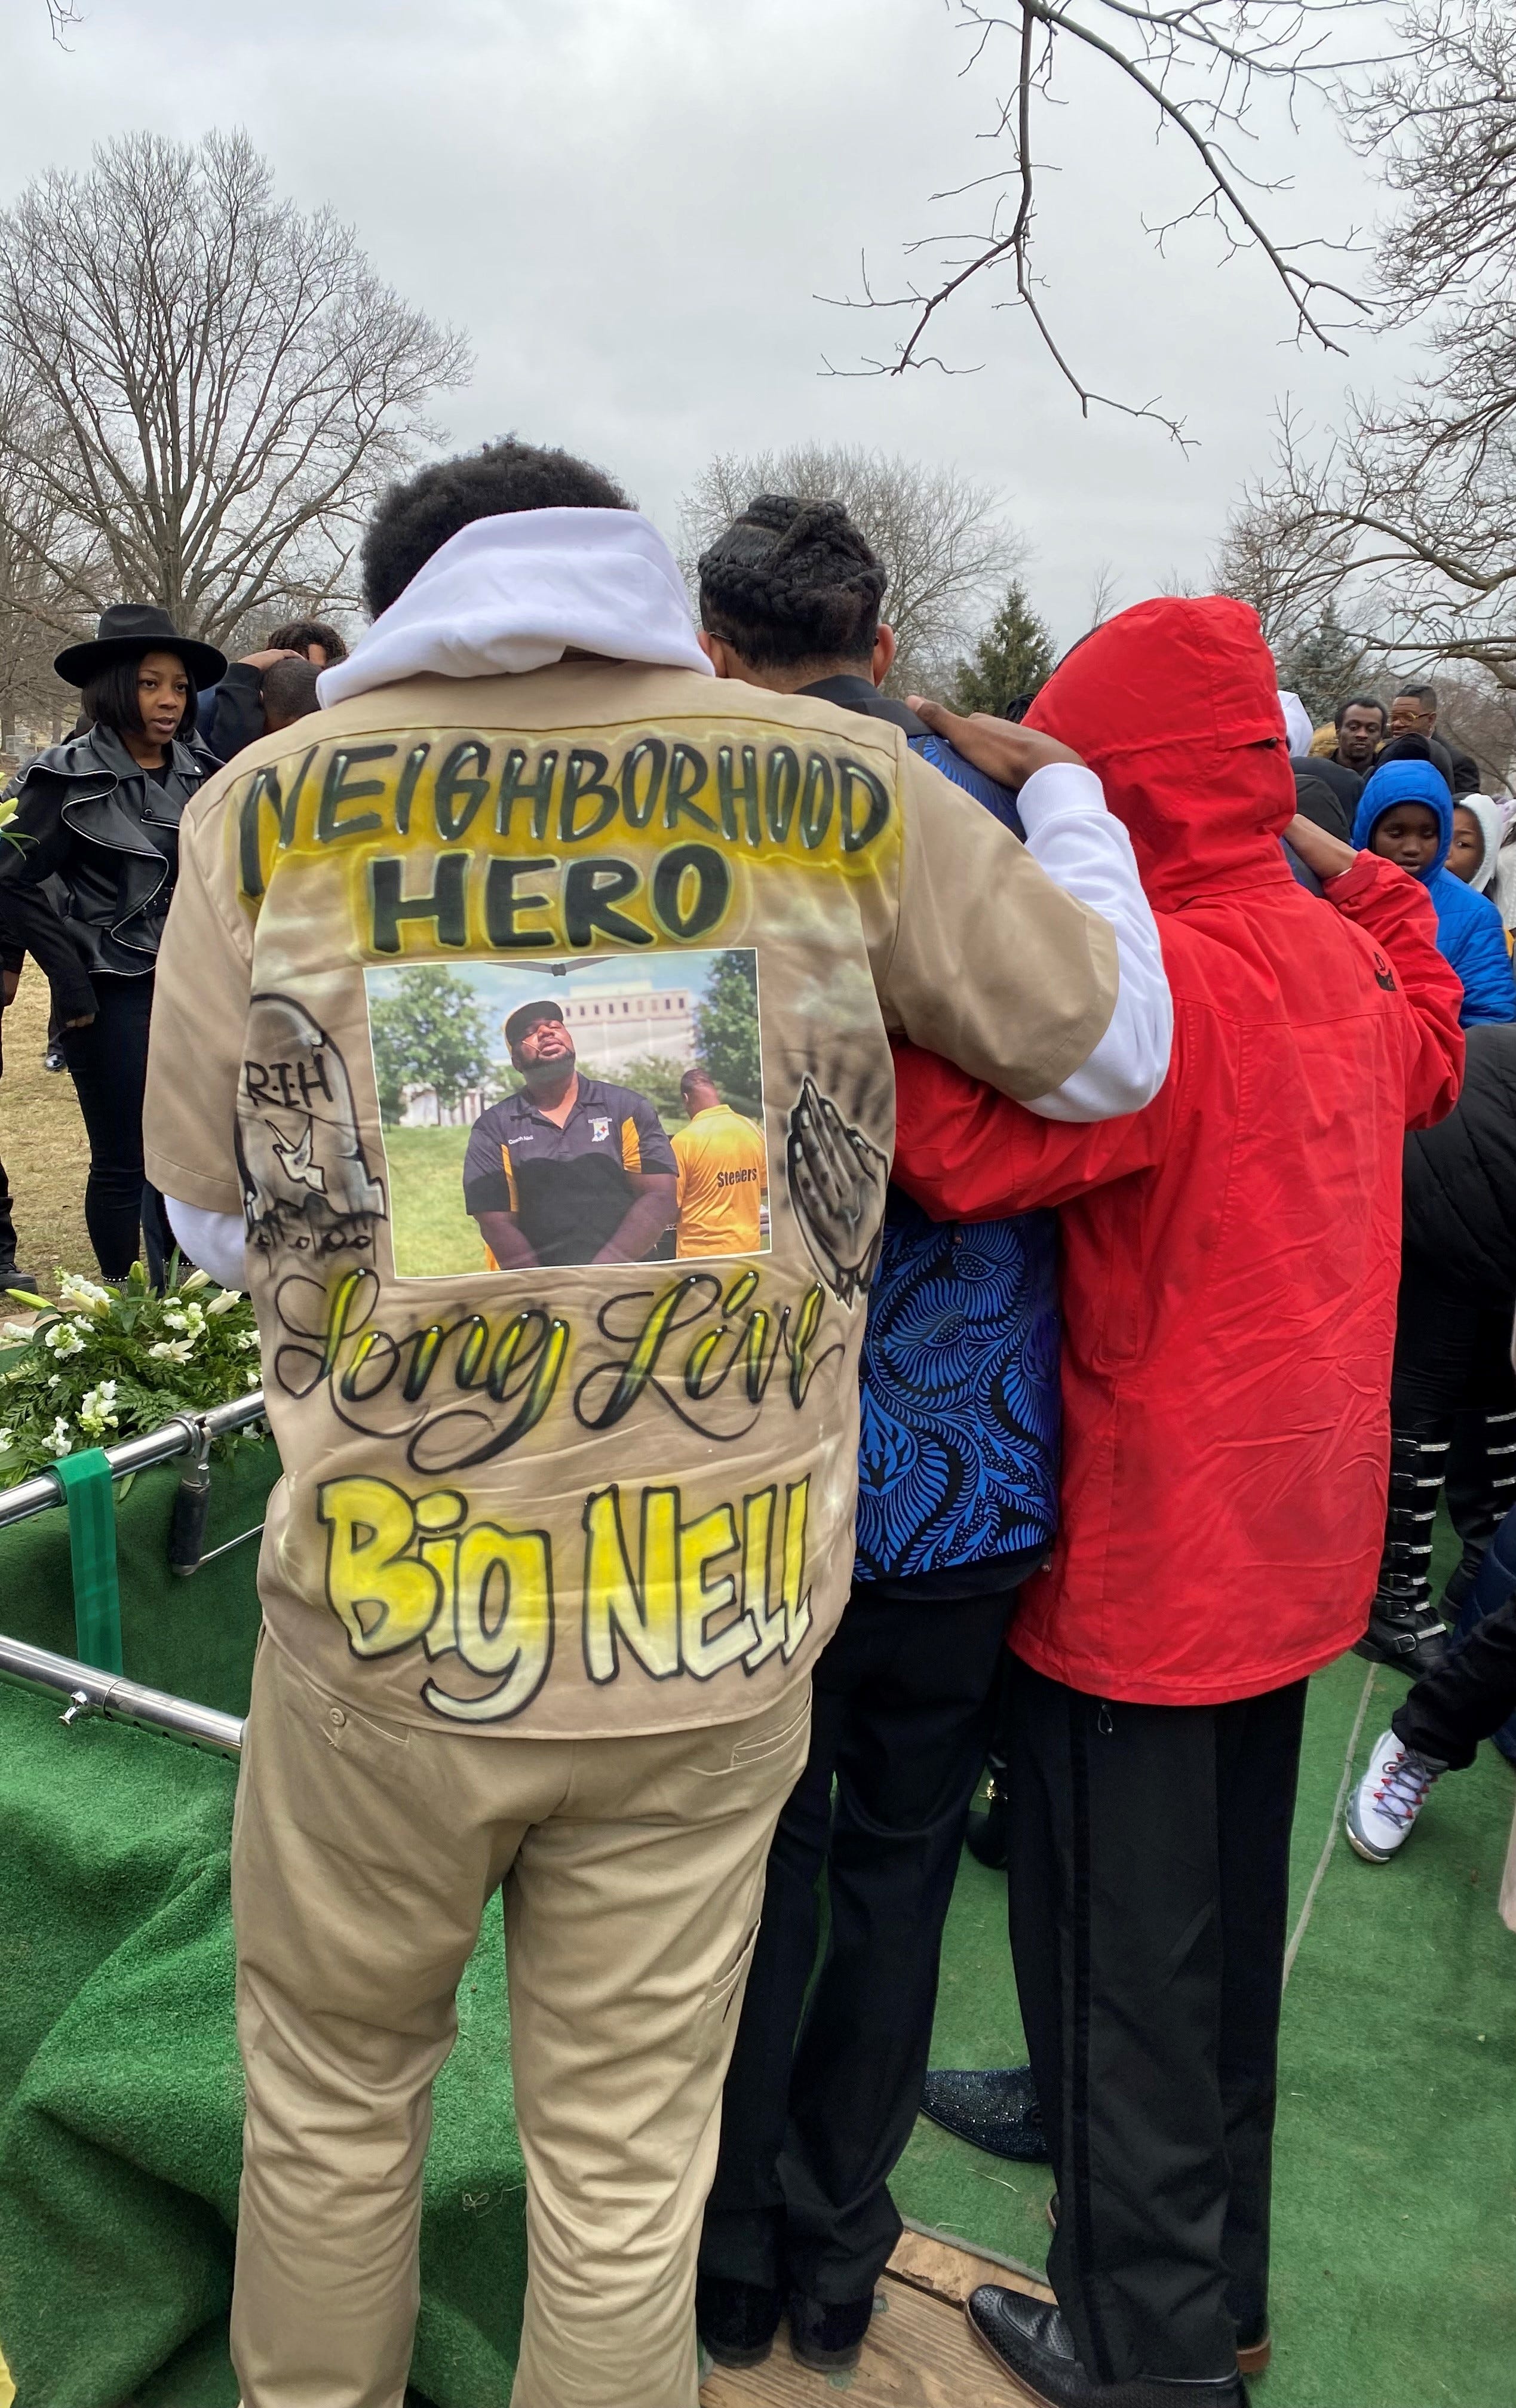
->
xmin=1460 ymin=794 xmax=1506 ymax=893
xmin=316 ymin=508 xmax=713 ymax=709
xmin=1277 ymin=690 xmax=1315 ymax=757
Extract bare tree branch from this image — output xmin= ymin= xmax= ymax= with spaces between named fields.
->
xmin=45 ymin=0 xmax=83 ymax=48
xmin=0 ymin=130 xmax=471 ymax=644
xmin=824 ymin=0 xmax=1382 ymax=432
xmin=1227 ymin=4 xmax=1516 ymax=692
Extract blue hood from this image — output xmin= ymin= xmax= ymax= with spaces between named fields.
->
xmin=1354 ymin=752 xmax=1516 ymax=1028
xmin=1352 ymin=757 xmax=1453 ymax=877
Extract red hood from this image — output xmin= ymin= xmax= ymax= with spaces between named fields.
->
xmin=1025 ymin=596 xmax=1295 ymax=908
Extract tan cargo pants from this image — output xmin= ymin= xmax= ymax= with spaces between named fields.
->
xmin=229 ymin=1635 xmax=812 ymax=2408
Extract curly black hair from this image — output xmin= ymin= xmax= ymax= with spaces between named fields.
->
xmin=266 ymin=618 xmax=348 ymax=664
xmin=697 ymin=494 xmax=887 ymax=672
xmin=361 ymin=437 xmax=634 ymax=618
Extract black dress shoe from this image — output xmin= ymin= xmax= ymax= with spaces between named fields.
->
xmin=695 ymin=2272 xmax=782 ymax=2369
xmin=966 ymin=1779 xmax=1009 ymax=1869
xmin=919 ymin=2063 xmax=1048 ymax=2161
xmin=966 ymin=2289 xmax=1248 ymax=2407
xmin=787 ymin=2289 xmax=874 ymax=2372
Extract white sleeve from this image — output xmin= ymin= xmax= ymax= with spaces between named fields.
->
xmin=1016 ymin=761 xmax=1172 ymax=1122
xmin=165 ymin=1197 xmax=248 ymax=1292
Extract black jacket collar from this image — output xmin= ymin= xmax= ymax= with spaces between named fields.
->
xmin=24 ymin=723 xmax=208 ymax=791
xmin=800 ymin=674 xmax=929 ymax=739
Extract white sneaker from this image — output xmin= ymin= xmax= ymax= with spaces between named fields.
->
xmin=1346 ymin=1729 xmax=1444 ymax=1863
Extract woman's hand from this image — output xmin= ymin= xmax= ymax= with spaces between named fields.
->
xmin=63 ymin=1012 xmax=94 ymax=1029
xmin=908 ymin=698 xmax=1086 ymax=786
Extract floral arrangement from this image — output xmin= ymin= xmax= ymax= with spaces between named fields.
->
xmin=0 ymin=1261 xmax=264 ymax=1484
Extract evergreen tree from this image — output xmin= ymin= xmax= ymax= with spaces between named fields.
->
xmin=1275 ymin=602 xmax=1370 ymax=731
xmin=369 ymin=967 xmax=496 ymax=1122
xmin=950 ymin=579 xmax=1055 ymax=717
xmin=693 ymin=951 xmax=762 ymax=1115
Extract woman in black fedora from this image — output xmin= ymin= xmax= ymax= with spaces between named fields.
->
xmin=0 ymin=604 xmax=225 ymax=1283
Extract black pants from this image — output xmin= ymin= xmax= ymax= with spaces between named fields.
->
xmin=1397 ymin=1570 xmax=1516 ymax=1769
xmin=1006 ymin=1661 xmax=1308 ymax=2385
xmin=700 ymin=1581 xmax=1011 ymax=2302
xmin=62 ymin=972 xmax=170 ymax=1283
xmin=1378 ymin=1265 xmax=1516 ymax=1617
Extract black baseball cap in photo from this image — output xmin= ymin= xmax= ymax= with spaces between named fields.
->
xmin=504 ymin=999 xmax=567 ymax=1050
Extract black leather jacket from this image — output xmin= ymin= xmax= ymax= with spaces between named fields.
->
xmin=0 ymin=724 xmax=215 ymax=1014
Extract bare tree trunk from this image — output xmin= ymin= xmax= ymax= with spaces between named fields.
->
xmin=0 ymin=130 xmax=470 ymax=643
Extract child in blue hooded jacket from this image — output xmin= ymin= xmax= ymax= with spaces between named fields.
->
xmin=1353 ymin=754 xmax=1516 ymax=1025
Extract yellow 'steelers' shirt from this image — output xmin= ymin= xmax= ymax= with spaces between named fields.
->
xmin=673 ymin=1105 xmax=766 ymax=1256
xmin=143 ymin=661 xmax=1116 ymax=1742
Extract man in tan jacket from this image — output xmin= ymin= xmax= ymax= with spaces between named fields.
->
xmin=145 ymin=437 xmax=1167 ymax=2408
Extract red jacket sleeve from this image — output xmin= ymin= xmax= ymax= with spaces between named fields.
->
xmin=1322 ymin=853 xmax=1466 ymax=1129
xmin=892 ymin=1037 xmax=1173 ymax=1221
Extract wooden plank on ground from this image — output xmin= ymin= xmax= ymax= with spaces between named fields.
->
xmin=699 ymin=2232 xmax=1052 ymax=2408
xmin=886 ymin=2226 xmax=1055 ymax=2311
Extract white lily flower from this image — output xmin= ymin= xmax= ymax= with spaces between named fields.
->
xmin=149 ymin=1338 xmax=194 ymax=1364
xmin=207 ymin=1289 xmax=243 ymax=1314
xmin=58 ymin=1275 xmax=112 ymax=1314
xmin=79 ymin=1382 xmax=121 ymax=1436
xmin=44 ymin=1418 xmax=73 ymax=1455
xmin=179 ymin=1268 xmax=212 ymax=1294
xmin=0 ymin=1427 xmax=13 ymax=1450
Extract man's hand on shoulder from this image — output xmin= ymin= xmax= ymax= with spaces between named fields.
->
xmin=908 ymin=698 xmax=1086 ymax=787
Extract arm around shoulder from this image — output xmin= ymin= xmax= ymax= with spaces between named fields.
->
xmin=882 ymin=747 xmax=1122 ymax=1106
xmin=1012 ymin=761 xmax=1173 ymax=1122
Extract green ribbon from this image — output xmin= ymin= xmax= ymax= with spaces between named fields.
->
xmin=51 ymin=1447 xmax=123 ymax=1675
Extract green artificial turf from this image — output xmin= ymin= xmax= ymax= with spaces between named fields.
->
xmin=894 ymin=1511 xmax=1516 ymax=2408
xmin=0 ymin=1679 xmax=526 ymax=2408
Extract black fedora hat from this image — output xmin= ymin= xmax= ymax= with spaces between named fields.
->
xmin=54 ymin=604 xmax=227 ymax=691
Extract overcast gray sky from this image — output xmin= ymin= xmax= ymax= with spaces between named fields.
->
xmin=4 ymin=0 xmax=1414 ymax=646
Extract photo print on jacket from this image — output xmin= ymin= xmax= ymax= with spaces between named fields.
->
xmin=362 ymin=950 xmax=771 ymax=1277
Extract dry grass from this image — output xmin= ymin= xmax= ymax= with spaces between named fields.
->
xmin=1 ymin=961 xmax=93 ymax=1286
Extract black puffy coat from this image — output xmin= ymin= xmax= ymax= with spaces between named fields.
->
xmin=1403 ymin=1021 xmax=1516 ymax=1297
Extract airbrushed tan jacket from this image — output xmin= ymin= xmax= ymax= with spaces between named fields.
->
xmin=143 ymin=659 xmax=1117 ymax=1739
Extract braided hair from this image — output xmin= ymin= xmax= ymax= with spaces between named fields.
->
xmin=698 ymin=494 xmax=886 ymax=672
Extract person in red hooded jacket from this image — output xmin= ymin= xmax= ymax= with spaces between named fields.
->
xmin=886 ymin=598 xmax=1465 ymax=2408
